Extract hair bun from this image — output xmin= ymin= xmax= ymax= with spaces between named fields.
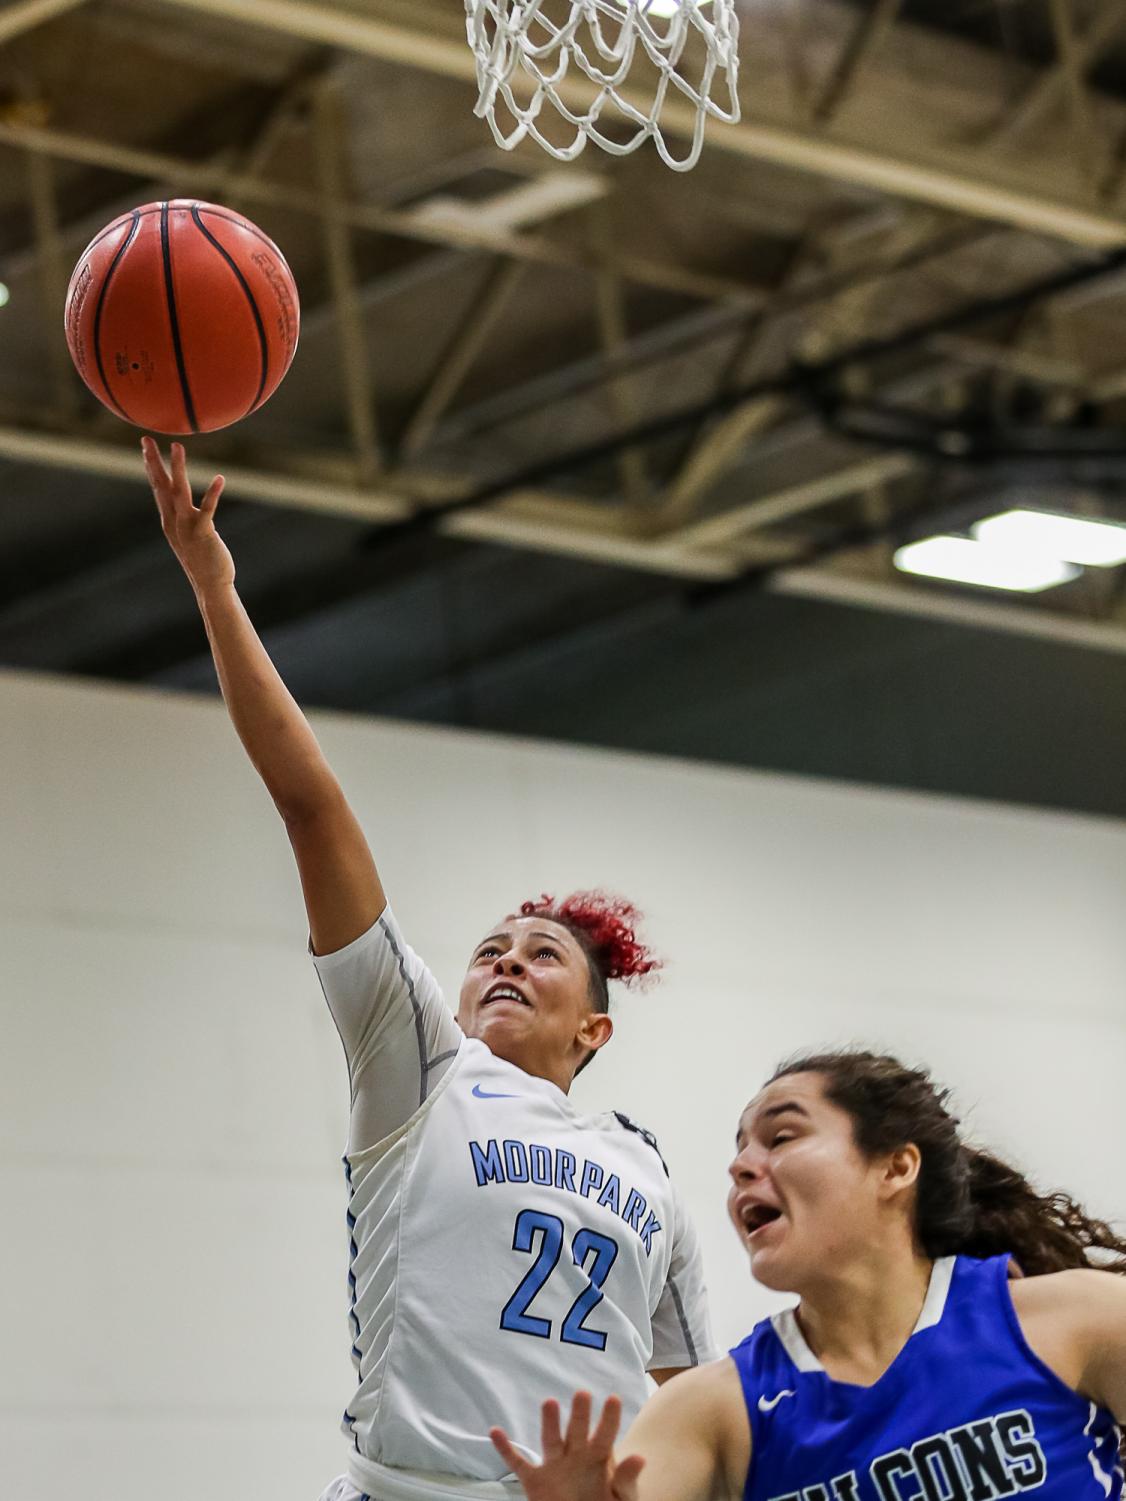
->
xmin=517 ymin=891 xmax=661 ymax=987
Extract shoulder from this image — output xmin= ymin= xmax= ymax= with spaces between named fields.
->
xmin=1011 ymin=1268 xmax=1126 ymax=1398
xmin=610 ymin=1111 xmax=669 ymax=1175
xmin=633 ymin=1357 xmax=751 ymax=1481
xmin=662 ymin=1354 xmax=746 ymax=1408
xmin=1011 ymin=1266 xmax=1125 ymax=1318
xmin=1014 ymin=1260 xmax=1126 ymax=1332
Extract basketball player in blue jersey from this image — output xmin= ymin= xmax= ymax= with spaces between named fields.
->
xmin=492 ymin=1049 xmax=1126 ymax=1501
xmin=141 ymin=439 xmax=716 ymax=1501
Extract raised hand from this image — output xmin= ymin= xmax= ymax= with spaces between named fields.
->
xmin=142 ymin=437 xmax=233 ymax=595
xmin=491 ymin=1392 xmax=646 ymax=1501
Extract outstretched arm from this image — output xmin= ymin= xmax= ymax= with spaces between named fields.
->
xmin=143 ymin=438 xmax=382 ymax=956
xmin=491 ymin=1362 xmax=748 ymax=1501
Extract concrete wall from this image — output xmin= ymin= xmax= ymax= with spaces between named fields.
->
xmin=3 ymin=668 xmax=1124 ymax=1499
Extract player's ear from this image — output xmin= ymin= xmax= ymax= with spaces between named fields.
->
xmin=878 ymin=1142 xmax=922 ymax=1202
xmin=577 ymin=1010 xmax=613 ymax=1055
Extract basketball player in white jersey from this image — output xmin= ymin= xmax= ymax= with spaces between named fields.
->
xmin=142 ymin=439 xmax=716 ymax=1501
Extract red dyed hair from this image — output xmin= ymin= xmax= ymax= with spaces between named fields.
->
xmin=515 ymin=891 xmax=661 ymax=989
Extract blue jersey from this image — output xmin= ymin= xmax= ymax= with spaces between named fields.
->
xmin=730 ymin=1254 xmax=1123 ymax=1501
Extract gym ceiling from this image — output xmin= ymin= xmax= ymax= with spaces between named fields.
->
xmin=2 ymin=0 xmax=1126 ymax=817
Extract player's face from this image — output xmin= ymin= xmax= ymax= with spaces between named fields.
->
xmin=456 ymin=917 xmax=607 ymax=1086
xmin=727 ymin=1072 xmax=890 ymax=1293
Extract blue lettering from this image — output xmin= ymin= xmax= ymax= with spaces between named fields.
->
xmin=597 ymin=1174 xmax=621 ymax=1214
xmin=470 ymin=1139 xmax=505 ymax=1185
xmin=622 ymin=1189 xmax=646 ymax=1231
xmin=579 ymin=1160 xmax=605 ymax=1199
xmin=555 ymin=1150 xmax=577 ymax=1193
xmin=504 ymin=1139 xmax=530 ymax=1183
xmin=470 ymin=1141 xmax=658 ymax=1254
xmin=639 ymin=1209 xmax=662 ymax=1255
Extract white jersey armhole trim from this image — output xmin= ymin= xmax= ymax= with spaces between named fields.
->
xmin=770 ymin=1255 xmax=957 ymax=1374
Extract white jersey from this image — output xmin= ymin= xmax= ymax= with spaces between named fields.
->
xmin=313 ymin=907 xmax=716 ymax=1499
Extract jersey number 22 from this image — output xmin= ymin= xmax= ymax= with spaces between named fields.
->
xmin=500 ymin=1208 xmax=619 ymax=1350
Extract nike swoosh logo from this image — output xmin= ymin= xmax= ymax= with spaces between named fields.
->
xmin=757 ymin=1390 xmax=796 ymax=1413
xmin=472 ymin=1083 xmax=520 ymax=1099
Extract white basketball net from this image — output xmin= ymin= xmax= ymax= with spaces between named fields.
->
xmin=464 ymin=0 xmax=741 ymax=173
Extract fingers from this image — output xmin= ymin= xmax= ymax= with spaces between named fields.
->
xmin=141 ymin=437 xmax=224 ymax=522
xmin=170 ymin=439 xmax=188 ymax=496
xmin=200 ymin=474 xmax=225 ymax=518
xmin=489 ymin=1428 xmax=535 ymax=1485
xmin=589 ymin=1394 xmax=623 ymax=1459
xmin=496 ymin=1396 xmax=631 ymax=1497
xmin=613 ymin=1456 xmax=646 ymax=1500
xmin=141 ymin=435 xmax=170 ymax=493
xmin=564 ymin=1391 xmax=594 ymax=1450
xmin=540 ymin=1398 xmax=564 ymax=1461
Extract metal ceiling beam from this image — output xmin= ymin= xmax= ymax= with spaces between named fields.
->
xmin=433 ymin=300 xmax=758 ymax=449
xmin=771 ymin=566 xmax=1126 ymax=658
xmin=927 ymin=334 xmax=1085 ymax=389
xmin=0 ymin=425 xmax=411 ymax=522
xmin=1088 ymin=362 xmax=1126 ymax=404
xmin=1046 ymin=0 xmax=1100 ymax=187
xmin=779 ymin=0 xmax=817 ymax=121
xmin=400 ymin=257 xmax=525 ymax=458
xmin=0 ymin=0 xmax=85 ymax=44
xmin=224 ymin=58 xmax=337 ymax=216
xmin=312 ymin=79 xmax=384 ymax=480
xmin=441 ymin=246 xmax=1126 ymax=551
xmin=650 ymin=233 xmax=828 ymax=531
xmin=656 ymin=397 xmax=789 ymax=530
xmin=976 ymin=0 xmax=1124 ymax=155
xmin=592 ymin=251 xmax=651 ymax=511
xmin=0 ymin=120 xmax=765 ymax=308
xmin=440 ymin=504 xmax=734 ymax=580
xmin=24 ymin=146 xmax=77 ymax=412
xmin=812 ymin=0 xmax=903 ymax=127
xmin=153 ymin=0 xmax=1126 ymax=249
xmin=0 ymin=60 xmax=326 ymax=283
xmin=668 ymin=453 xmax=922 ymax=549
xmin=0 ymin=422 xmax=734 ymax=579
xmin=436 ymin=223 xmax=998 ymax=452
xmin=653 ymin=211 xmax=943 ymax=533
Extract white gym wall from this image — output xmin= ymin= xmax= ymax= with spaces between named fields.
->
xmin=3 ymin=666 xmax=1124 ymax=1500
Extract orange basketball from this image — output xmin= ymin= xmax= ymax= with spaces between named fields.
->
xmin=64 ymin=199 xmax=300 ymax=435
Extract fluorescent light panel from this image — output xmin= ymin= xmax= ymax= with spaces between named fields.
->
xmin=643 ymin=0 xmax=710 ymax=16
xmin=973 ymin=509 xmax=1126 ymax=568
xmin=894 ymin=536 xmax=1079 ymax=593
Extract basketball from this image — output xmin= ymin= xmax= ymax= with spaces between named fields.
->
xmin=64 ymin=199 xmax=300 ymax=435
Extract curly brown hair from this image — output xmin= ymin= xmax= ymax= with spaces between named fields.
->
xmin=768 ymin=1049 xmax=1126 ymax=1462
xmin=768 ymin=1049 xmax=1126 ymax=1276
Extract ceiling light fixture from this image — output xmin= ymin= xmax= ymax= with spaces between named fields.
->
xmin=893 ymin=536 xmax=1079 ymax=593
xmin=972 ymin=509 xmax=1126 ymax=569
xmin=643 ymin=0 xmax=711 ymax=16
xmin=0 ymin=283 xmax=9 ymax=309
